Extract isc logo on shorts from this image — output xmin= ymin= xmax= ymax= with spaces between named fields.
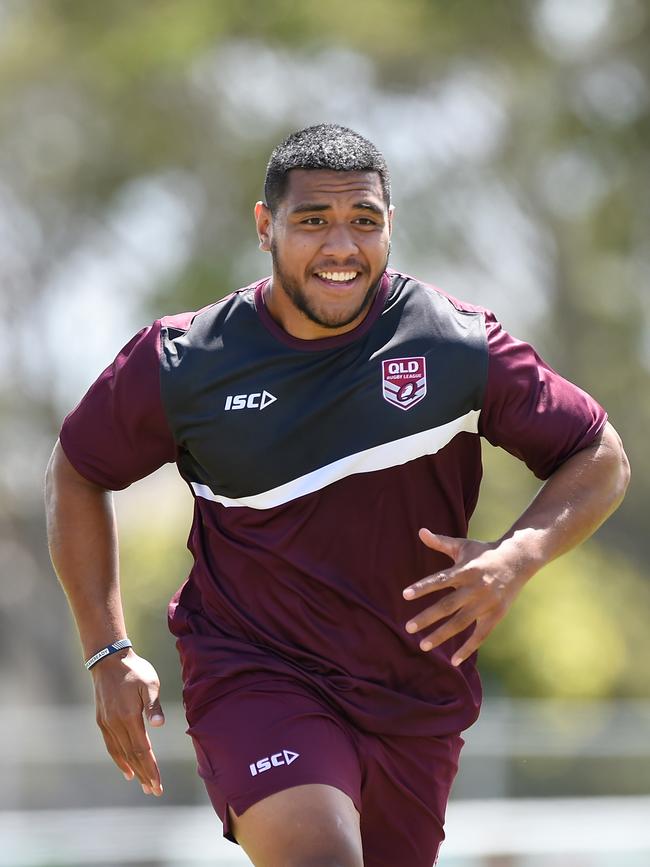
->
xmin=249 ymin=749 xmax=300 ymax=776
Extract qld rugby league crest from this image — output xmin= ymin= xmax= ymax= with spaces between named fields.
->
xmin=382 ymin=357 xmax=427 ymax=411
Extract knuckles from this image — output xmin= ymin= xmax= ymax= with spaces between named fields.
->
xmin=439 ymin=593 xmax=458 ymax=613
xmin=97 ymin=708 xmax=142 ymax=728
xmin=124 ymin=746 xmax=151 ymax=760
xmin=412 ymin=573 xmax=449 ymax=595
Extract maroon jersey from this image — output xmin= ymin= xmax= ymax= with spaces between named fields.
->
xmin=60 ymin=270 xmax=606 ymax=735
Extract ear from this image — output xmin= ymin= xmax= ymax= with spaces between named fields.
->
xmin=255 ymin=201 xmax=272 ymax=252
xmin=387 ymin=204 xmax=395 ymax=238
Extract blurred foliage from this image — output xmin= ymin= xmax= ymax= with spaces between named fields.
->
xmin=482 ymin=535 xmax=650 ymax=698
xmin=1 ymin=0 xmax=649 ymax=706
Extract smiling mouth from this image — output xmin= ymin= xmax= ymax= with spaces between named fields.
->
xmin=314 ymin=270 xmax=361 ymax=285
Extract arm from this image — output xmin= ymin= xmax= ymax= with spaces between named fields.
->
xmin=403 ymin=421 xmax=631 ymax=666
xmin=45 ymin=440 xmax=164 ymax=796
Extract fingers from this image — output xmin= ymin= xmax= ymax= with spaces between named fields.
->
xmin=418 ymin=528 xmax=464 ymax=560
xmin=99 ymin=726 xmax=136 ymax=781
xmin=405 ymin=588 xmax=470 ymax=635
xmin=406 ymin=532 xmax=516 ymax=666
xmin=111 ymin=717 xmax=163 ymax=796
xmin=93 ymin=654 xmax=165 ymax=796
xmin=406 ymin=587 xmax=480 ymax=655
xmin=143 ymin=681 xmax=165 ymax=727
xmin=97 ymin=710 xmax=164 ymax=796
xmin=450 ymin=621 xmax=492 ymax=667
xmin=403 ymin=530 xmax=467 ymax=600
xmin=403 ymin=570 xmax=455 ymax=600
xmin=122 ymin=714 xmax=163 ymax=796
xmin=418 ymin=609 xmax=479 ymax=654
xmin=404 ymin=586 xmax=505 ymax=666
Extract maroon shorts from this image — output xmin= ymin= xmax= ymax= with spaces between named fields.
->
xmin=186 ymin=677 xmax=464 ymax=867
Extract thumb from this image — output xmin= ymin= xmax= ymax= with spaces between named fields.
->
xmin=144 ymin=682 xmax=165 ymax=727
xmin=418 ymin=527 xmax=462 ymax=561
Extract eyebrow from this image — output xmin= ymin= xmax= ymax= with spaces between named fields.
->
xmin=289 ymin=201 xmax=385 ymax=217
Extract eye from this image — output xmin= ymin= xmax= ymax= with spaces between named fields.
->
xmin=301 ymin=217 xmax=326 ymax=226
xmin=353 ymin=216 xmax=382 ymax=229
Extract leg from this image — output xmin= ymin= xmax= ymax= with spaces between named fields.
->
xmin=185 ymin=679 xmax=364 ymax=862
xmin=357 ymin=731 xmax=464 ymax=867
xmin=228 ymin=782 xmax=363 ymax=867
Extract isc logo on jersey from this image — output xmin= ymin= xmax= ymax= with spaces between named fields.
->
xmin=249 ymin=749 xmax=300 ymax=776
xmin=382 ymin=357 xmax=427 ymax=410
xmin=224 ymin=391 xmax=277 ymax=411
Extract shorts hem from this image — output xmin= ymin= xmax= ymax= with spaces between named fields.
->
xmin=208 ymin=774 xmax=362 ymax=844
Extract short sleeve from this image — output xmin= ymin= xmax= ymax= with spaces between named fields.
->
xmin=59 ymin=320 xmax=177 ymax=490
xmin=478 ymin=313 xmax=607 ymax=480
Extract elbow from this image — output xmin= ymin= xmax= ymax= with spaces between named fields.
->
xmin=616 ymin=445 xmax=631 ymax=503
xmin=44 ymin=440 xmax=61 ymax=509
xmin=603 ymin=421 xmax=631 ymax=507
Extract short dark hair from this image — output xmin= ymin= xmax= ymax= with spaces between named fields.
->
xmin=264 ymin=124 xmax=391 ymax=213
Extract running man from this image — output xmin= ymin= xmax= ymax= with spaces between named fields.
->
xmin=45 ymin=124 xmax=630 ymax=867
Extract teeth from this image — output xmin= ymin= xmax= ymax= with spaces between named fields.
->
xmin=316 ymin=271 xmax=359 ymax=282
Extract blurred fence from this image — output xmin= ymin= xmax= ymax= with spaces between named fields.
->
xmin=1 ymin=798 xmax=650 ymax=866
xmin=2 ymin=699 xmax=649 ymax=866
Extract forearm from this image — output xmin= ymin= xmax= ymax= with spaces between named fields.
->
xmin=45 ymin=439 xmax=128 ymax=659
xmin=45 ymin=441 xmax=164 ymax=794
xmin=406 ymin=423 xmax=630 ymax=664
xmin=497 ymin=421 xmax=630 ymax=579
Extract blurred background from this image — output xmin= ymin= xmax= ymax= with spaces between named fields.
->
xmin=1 ymin=0 xmax=649 ymax=864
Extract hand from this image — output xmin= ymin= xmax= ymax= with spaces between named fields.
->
xmin=403 ymin=528 xmax=532 ymax=667
xmin=92 ymin=649 xmax=165 ymax=796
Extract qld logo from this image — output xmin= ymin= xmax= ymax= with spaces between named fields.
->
xmin=382 ymin=356 xmax=427 ymax=411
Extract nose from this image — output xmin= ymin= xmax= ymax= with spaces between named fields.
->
xmin=320 ymin=222 xmax=360 ymax=259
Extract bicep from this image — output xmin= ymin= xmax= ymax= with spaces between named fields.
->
xmin=58 ymin=322 xmax=177 ymax=491
xmin=479 ymin=316 xmax=607 ymax=480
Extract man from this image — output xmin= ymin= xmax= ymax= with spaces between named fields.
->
xmin=45 ymin=124 xmax=629 ymax=867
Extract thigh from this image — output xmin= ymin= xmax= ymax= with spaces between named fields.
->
xmin=358 ymin=731 xmax=464 ymax=867
xmin=229 ymin=783 xmax=363 ymax=867
xmin=186 ymin=680 xmax=363 ymax=848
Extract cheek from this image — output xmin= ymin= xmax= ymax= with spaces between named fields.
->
xmin=278 ymin=234 xmax=318 ymax=266
xmin=298 ymin=245 xmax=325 ymax=274
xmin=367 ymin=235 xmax=390 ymax=264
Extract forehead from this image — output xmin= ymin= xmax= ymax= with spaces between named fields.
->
xmin=282 ymin=169 xmax=385 ymax=207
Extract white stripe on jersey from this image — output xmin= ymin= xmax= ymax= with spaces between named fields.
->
xmin=190 ymin=409 xmax=480 ymax=510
